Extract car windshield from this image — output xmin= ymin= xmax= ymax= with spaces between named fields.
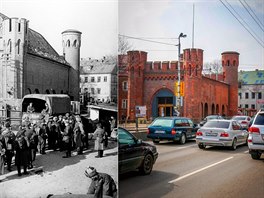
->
xmin=207 ymin=116 xmax=219 ymax=120
xmin=232 ymin=117 xmax=246 ymax=121
xmin=118 ymin=128 xmax=136 ymax=145
xmin=203 ymin=121 xmax=230 ymax=129
xmin=254 ymin=113 xmax=264 ymax=125
xmin=151 ymin=119 xmax=173 ymax=127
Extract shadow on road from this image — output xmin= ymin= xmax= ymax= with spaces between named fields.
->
xmin=119 ymin=170 xmax=178 ymax=198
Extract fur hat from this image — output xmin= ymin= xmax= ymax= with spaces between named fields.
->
xmin=84 ymin=166 xmax=98 ymax=178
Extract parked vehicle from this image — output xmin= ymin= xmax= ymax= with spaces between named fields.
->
xmin=231 ymin=115 xmax=251 ymax=129
xmin=119 ymin=127 xmax=158 ymax=175
xmin=147 ymin=117 xmax=198 ymax=144
xmin=196 ymin=119 xmax=248 ymax=150
xmin=248 ymin=109 xmax=264 ymax=160
xmin=21 ymin=94 xmax=71 ymax=124
xmin=199 ymin=115 xmax=224 ymax=127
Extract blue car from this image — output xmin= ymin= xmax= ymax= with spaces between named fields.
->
xmin=147 ymin=117 xmax=198 ymax=144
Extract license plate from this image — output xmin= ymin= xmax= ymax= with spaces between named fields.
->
xmin=155 ymin=130 xmax=165 ymax=134
xmin=206 ymin=132 xmax=217 ymax=137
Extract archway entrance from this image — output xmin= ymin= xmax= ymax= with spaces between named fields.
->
xmin=151 ymin=89 xmax=175 ymax=118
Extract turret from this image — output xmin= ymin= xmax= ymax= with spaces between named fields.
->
xmin=62 ymin=29 xmax=82 ymax=100
xmin=221 ymin=51 xmax=239 ymax=116
xmin=183 ymin=48 xmax=203 ymax=78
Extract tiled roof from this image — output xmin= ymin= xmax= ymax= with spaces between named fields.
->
xmin=239 ymin=70 xmax=264 ymax=85
xmin=81 ymin=58 xmax=117 ymax=74
xmin=27 ymin=29 xmax=69 ymax=65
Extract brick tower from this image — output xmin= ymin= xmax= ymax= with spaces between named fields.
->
xmin=182 ymin=48 xmax=204 ymax=120
xmin=127 ymin=51 xmax=147 ymax=120
xmin=62 ymin=29 xmax=82 ymax=101
xmin=222 ymin=51 xmax=239 ymax=116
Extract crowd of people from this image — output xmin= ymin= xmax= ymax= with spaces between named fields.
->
xmin=0 ymin=114 xmax=117 ymax=182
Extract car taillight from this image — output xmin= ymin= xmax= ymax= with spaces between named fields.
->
xmin=220 ymin=132 xmax=229 ymax=137
xmin=248 ymin=127 xmax=260 ymax=134
xmin=147 ymin=128 xmax=150 ymax=134
xmin=196 ymin=131 xmax=203 ymax=136
xmin=241 ymin=121 xmax=247 ymax=124
xmin=171 ymin=129 xmax=176 ymax=135
xmin=248 ymin=139 xmax=252 ymax=143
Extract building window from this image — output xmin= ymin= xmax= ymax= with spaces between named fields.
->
xmin=8 ymin=39 xmax=11 ymax=53
xmin=91 ymin=77 xmax=95 ymax=82
xmin=104 ymin=76 xmax=107 ymax=82
xmin=73 ymin=40 xmax=77 ymax=47
xmin=123 ymin=81 xmax=128 ymax=91
xmin=122 ymin=99 xmax=127 ymax=109
xmin=66 ymin=40 xmax=70 ymax=47
xmin=9 ymin=19 xmax=12 ymax=32
xmin=245 ymin=104 xmax=248 ymax=108
xmin=227 ymin=60 xmax=230 ymax=66
xmin=97 ymin=76 xmax=101 ymax=82
xmin=258 ymin=92 xmax=262 ymax=99
xmin=238 ymin=93 xmax=241 ymax=99
xmin=17 ymin=39 xmax=20 ymax=54
xmin=91 ymin=88 xmax=94 ymax=94
xmin=245 ymin=92 xmax=249 ymax=99
xmin=252 ymin=92 xmax=255 ymax=99
xmin=189 ymin=65 xmax=191 ymax=75
xmin=252 ymin=104 xmax=255 ymax=109
xmin=84 ymin=77 xmax=88 ymax=83
xmin=18 ymin=22 xmax=21 ymax=32
xmin=233 ymin=60 xmax=236 ymax=66
xmin=97 ymin=88 xmax=101 ymax=94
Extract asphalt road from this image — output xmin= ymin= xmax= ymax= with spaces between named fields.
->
xmin=119 ymin=139 xmax=264 ymax=198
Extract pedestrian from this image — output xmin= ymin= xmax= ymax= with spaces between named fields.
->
xmin=36 ymin=122 xmax=47 ymax=154
xmin=109 ymin=116 xmax=116 ymax=133
xmin=51 ymin=116 xmax=61 ymax=151
xmin=2 ymin=123 xmax=15 ymax=171
xmin=0 ymin=134 xmax=6 ymax=181
xmin=93 ymin=122 xmax=105 ymax=158
xmin=14 ymin=130 xmax=29 ymax=176
xmin=46 ymin=116 xmax=53 ymax=150
xmin=85 ymin=166 xmax=117 ymax=198
xmin=26 ymin=102 xmax=35 ymax=113
xmin=61 ymin=120 xmax=73 ymax=158
xmin=73 ymin=116 xmax=85 ymax=155
xmin=24 ymin=123 xmax=34 ymax=169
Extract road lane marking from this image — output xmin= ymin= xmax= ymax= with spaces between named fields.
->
xmin=168 ymin=156 xmax=234 ymax=183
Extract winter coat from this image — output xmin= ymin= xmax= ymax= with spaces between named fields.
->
xmin=14 ymin=136 xmax=29 ymax=166
xmin=73 ymin=122 xmax=84 ymax=147
xmin=93 ymin=127 xmax=105 ymax=151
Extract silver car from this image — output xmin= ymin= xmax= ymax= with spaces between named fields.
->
xmin=196 ymin=119 xmax=248 ymax=150
xmin=231 ymin=115 xmax=251 ymax=129
xmin=248 ymin=109 xmax=264 ymax=159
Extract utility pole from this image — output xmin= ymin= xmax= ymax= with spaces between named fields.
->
xmin=177 ymin=33 xmax=186 ymax=115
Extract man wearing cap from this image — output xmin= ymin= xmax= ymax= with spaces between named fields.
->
xmin=85 ymin=166 xmax=117 ymax=198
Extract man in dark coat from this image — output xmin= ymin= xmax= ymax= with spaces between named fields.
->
xmin=61 ymin=120 xmax=73 ymax=158
xmin=14 ymin=130 xmax=29 ymax=176
xmin=85 ymin=166 xmax=117 ymax=198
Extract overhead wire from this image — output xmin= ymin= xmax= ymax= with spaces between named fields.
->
xmin=242 ymin=0 xmax=264 ymax=29
xmin=219 ymin=0 xmax=264 ymax=48
xmin=239 ymin=0 xmax=264 ymax=32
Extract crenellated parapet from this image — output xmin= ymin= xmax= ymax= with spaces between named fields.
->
xmin=183 ymin=48 xmax=204 ymax=77
xmin=145 ymin=61 xmax=181 ymax=72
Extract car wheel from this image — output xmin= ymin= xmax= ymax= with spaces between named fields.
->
xmin=231 ymin=138 xmax=237 ymax=150
xmin=153 ymin=140 xmax=160 ymax=144
xmin=198 ymin=144 xmax=206 ymax=149
xmin=139 ymin=153 xmax=154 ymax=175
xmin=179 ymin=133 xmax=186 ymax=144
xmin=251 ymin=152 xmax=261 ymax=160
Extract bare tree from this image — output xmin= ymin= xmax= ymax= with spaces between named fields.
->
xmin=118 ymin=35 xmax=133 ymax=55
xmin=203 ymin=59 xmax=222 ymax=79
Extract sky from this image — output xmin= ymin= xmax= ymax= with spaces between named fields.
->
xmin=119 ymin=0 xmax=264 ymax=71
xmin=0 ymin=0 xmax=118 ymax=59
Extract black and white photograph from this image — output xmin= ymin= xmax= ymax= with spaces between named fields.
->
xmin=0 ymin=0 xmax=118 ymax=197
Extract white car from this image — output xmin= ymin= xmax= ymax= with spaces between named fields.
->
xmin=248 ymin=109 xmax=264 ymax=159
xmin=231 ymin=115 xmax=251 ymax=129
xmin=196 ymin=119 xmax=248 ymax=150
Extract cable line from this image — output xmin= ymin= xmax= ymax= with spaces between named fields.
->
xmin=242 ymin=0 xmax=264 ymax=29
xmin=239 ymin=0 xmax=264 ymax=32
xmin=119 ymin=34 xmax=179 ymax=47
xmin=219 ymin=0 xmax=264 ymax=48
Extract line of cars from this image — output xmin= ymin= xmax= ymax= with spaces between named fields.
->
xmin=118 ymin=111 xmax=264 ymax=175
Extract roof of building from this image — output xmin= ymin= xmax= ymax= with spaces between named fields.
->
xmin=239 ymin=70 xmax=264 ymax=85
xmin=81 ymin=58 xmax=117 ymax=74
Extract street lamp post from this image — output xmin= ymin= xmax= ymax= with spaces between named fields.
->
xmin=177 ymin=33 xmax=187 ymax=114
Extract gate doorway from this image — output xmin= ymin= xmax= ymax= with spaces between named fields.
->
xmin=158 ymin=97 xmax=173 ymax=117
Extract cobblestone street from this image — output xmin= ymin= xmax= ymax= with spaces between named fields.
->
xmin=0 ymin=141 xmax=118 ymax=198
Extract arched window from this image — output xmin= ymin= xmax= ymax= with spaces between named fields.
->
xmin=46 ymin=89 xmax=50 ymax=94
xmin=227 ymin=60 xmax=230 ymax=66
xmin=17 ymin=39 xmax=20 ymax=54
xmin=66 ymin=40 xmax=70 ymax=47
xmin=34 ymin=89 xmax=40 ymax=94
xmin=27 ymin=88 xmax=32 ymax=94
xmin=222 ymin=61 xmax=224 ymax=66
xmin=9 ymin=19 xmax=12 ymax=32
xmin=233 ymin=60 xmax=236 ymax=66
xmin=52 ymin=90 xmax=56 ymax=94
xmin=61 ymin=90 xmax=64 ymax=94
xmin=73 ymin=40 xmax=77 ymax=47
xmin=7 ymin=39 xmax=12 ymax=53
xmin=195 ymin=65 xmax=198 ymax=76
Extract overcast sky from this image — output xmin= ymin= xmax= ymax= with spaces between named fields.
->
xmin=119 ymin=0 xmax=264 ymax=71
xmin=0 ymin=0 xmax=118 ymax=59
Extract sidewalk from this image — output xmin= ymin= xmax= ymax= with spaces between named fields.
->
xmin=0 ymin=141 xmax=118 ymax=198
